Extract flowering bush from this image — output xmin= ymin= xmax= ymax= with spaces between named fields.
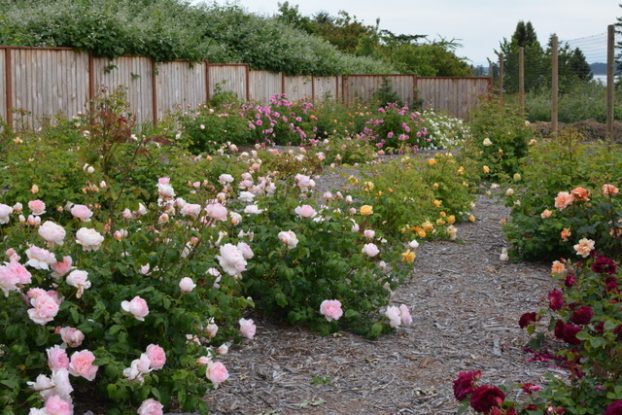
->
xmin=504 ymin=131 xmax=622 ymax=261
xmin=420 ymin=109 xmax=470 ymax=149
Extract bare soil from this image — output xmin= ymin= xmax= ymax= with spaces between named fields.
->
xmin=203 ymin=193 xmax=557 ymax=415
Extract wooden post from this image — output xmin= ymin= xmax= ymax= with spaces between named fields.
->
xmin=607 ymin=24 xmax=615 ymax=141
xmin=281 ymin=73 xmax=285 ymax=96
xmin=151 ymin=59 xmax=158 ymax=125
xmin=487 ymin=58 xmax=493 ymax=94
xmin=311 ymin=75 xmax=315 ymax=102
xmin=335 ymin=75 xmax=339 ymax=102
xmin=205 ymin=63 xmax=210 ymax=102
xmin=551 ymin=35 xmax=559 ymax=136
xmin=498 ymin=53 xmax=504 ymax=106
xmin=519 ymin=47 xmax=525 ymax=116
xmin=245 ymin=65 xmax=250 ymax=101
xmin=5 ymin=47 xmax=13 ymax=130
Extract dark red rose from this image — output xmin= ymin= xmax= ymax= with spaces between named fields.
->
xmin=453 ymin=370 xmax=481 ymax=401
xmin=570 ymin=306 xmax=593 ymax=325
xmin=613 ymin=324 xmax=622 ymax=341
xmin=606 ymin=277 xmax=619 ymax=293
xmin=470 ymin=385 xmax=505 ymax=413
xmin=595 ymin=321 xmax=605 ymax=334
xmin=554 ymin=320 xmax=582 ymax=345
xmin=524 ymin=404 xmax=538 ymax=411
xmin=519 ymin=312 xmax=537 ymax=329
xmin=564 ymin=274 xmax=577 ymax=287
xmin=592 ymin=256 xmax=617 ymax=275
xmin=521 ymin=383 xmax=541 ymax=394
xmin=605 ymin=400 xmax=622 ymax=415
xmin=548 ymin=289 xmax=564 ymax=311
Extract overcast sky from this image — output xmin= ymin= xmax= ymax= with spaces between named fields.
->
xmin=193 ymin=0 xmax=618 ymax=65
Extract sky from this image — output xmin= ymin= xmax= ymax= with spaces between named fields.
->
xmin=192 ymin=0 xmax=618 ymax=65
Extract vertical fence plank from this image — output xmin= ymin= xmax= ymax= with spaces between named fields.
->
xmin=607 ymin=24 xmax=615 ymax=141
xmin=208 ymin=64 xmax=247 ymax=100
xmin=551 ymin=34 xmax=559 ymax=136
xmin=0 ymin=48 xmax=7 ymax=126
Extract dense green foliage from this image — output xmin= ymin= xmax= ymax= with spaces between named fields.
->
xmin=0 ymin=0 xmax=393 ymax=75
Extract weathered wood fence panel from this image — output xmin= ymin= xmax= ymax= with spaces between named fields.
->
xmin=156 ymin=61 xmax=206 ymax=119
xmin=93 ymin=56 xmax=154 ymax=125
xmin=0 ymin=49 xmax=6 ymax=124
xmin=208 ymin=64 xmax=248 ymax=101
xmin=416 ymin=77 xmax=490 ymax=119
xmin=284 ymin=76 xmax=313 ymax=101
xmin=10 ymin=48 xmax=89 ymax=129
xmin=314 ymin=76 xmax=339 ymax=101
xmin=342 ymin=75 xmax=416 ymax=107
xmin=249 ymin=70 xmax=281 ymax=102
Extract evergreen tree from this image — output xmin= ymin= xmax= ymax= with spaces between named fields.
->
xmin=497 ymin=21 xmax=546 ymax=93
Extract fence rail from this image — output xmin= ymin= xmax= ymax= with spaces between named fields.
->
xmin=0 ymin=46 xmax=491 ymax=129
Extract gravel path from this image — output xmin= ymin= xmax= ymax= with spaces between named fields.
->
xmin=202 ymin=193 xmax=556 ymax=415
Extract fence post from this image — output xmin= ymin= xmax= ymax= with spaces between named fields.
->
xmin=498 ymin=53 xmax=504 ymax=106
xmin=518 ymin=47 xmax=525 ymax=117
xmin=205 ymin=63 xmax=210 ymax=103
xmin=281 ymin=73 xmax=285 ymax=96
xmin=551 ymin=34 xmax=559 ymax=136
xmin=151 ymin=59 xmax=158 ymax=125
xmin=245 ymin=65 xmax=250 ymax=101
xmin=607 ymin=24 xmax=615 ymax=142
xmin=311 ymin=75 xmax=315 ymax=102
xmin=5 ymin=47 xmax=13 ymax=130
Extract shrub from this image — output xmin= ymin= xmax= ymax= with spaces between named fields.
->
xmin=420 ymin=109 xmax=471 ymax=149
xmin=504 ymin=130 xmax=622 ymax=261
xmin=180 ymin=105 xmax=252 ymax=154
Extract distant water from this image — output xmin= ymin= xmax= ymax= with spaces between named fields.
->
xmin=593 ymin=74 xmax=607 ymax=84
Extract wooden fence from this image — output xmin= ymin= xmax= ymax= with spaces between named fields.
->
xmin=0 ymin=46 xmax=491 ymax=129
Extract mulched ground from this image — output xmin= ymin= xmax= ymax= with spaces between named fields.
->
xmin=202 ymin=192 xmax=557 ymax=415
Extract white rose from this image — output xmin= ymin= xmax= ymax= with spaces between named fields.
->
xmin=75 ymin=228 xmax=104 ymax=251
xmin=38 ymin=221 xmax=66 ymax=246
xmin=217 ymin=244 xmax=247 ymax=276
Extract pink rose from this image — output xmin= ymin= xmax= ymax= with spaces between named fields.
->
xmin=121 ymin=296 xmax=150 ymax=321
xmin=239 ymin=318 xmax=256 ymax=339
xmin=603 ymin=183 xmax=619 ymax=196
xmin=574 ymin=238 xmax=595 ymax=258
xmin=28 ymin=200 xmax=46 ymax=216
xmin=320 ymin=299 xmax=343 ymax=322
xmin=65 ymin=270 xmax=91 ymax=298
xmin=236 ymin=242 xmax=254 ymax=259
xmin=363 ymin=229 xmax=375 ymax=240
xmin=51 ymin=256 xmax=73 ymax=278
xmin=28 ymin=290 xmax=60 ymax=325
xmin=180 ymin=203 xmax=201 ymax=218
xmin=205 ymin=203 xmax=228 ymax=221
xmin=206 ymin=361 xmax=229 ymax=385
xmin=217 ymin=244 xmax=247 ymax=276
xmin=59 ymin=326 xmax=85 ymax=347
xmin=294 ymin=204 xmax=316 ymax=218
xmin=179 ymin=277 xmax=196 ymax=293
xmin=0 ymin=203 xmax=13 ymax=224
xmin=38 ymin=221 xmax=66 ymax=246
xmin=44 ymin=395 xmax=73 ymax=415
xmin=75 ymin=228 xmax=104 ymax=251
xmin=69 ymin=350 xmax=98 ymax=381
xmin=0 ymin=260 xmax=32 ymax=296
xmin=25 ymin=246 xmax=56 ymax=270
xmin=362 ymin=243 xmax=380 ymax=257
xmin=399 ymin=304 xmax=413 ymax=326
xmin=554 ymin=191 xmax=574 ymax=210
xmin=278 ymin=230 xmax=299 ymax=249
xmin=47 ymin=345 xmax=69 ymax=371
xmin=70 ymin=204 xmax=93 ymax=222
xmin=385 ymin=305 xmax=402 ymax=328
xmin=206 ymin=322 xmax=218 ymax=339
xmin=137 ymin=398 xmax=164 ymax=415
xmin=146 ymin=344 xmax=166 ymax=370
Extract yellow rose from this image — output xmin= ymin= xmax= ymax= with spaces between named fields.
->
xmin=427 ymin=158 xmax=437 ymax=166
xmin=482 ymin=165 xmax=490 ymax=174
xmin=436 ymin=218 xmax=446 ymax=225
xmin=417 ymin=229 xmax=427 ymax=238
xmin=513 ymin=173 xmax=522 ymax=182
xmin=439 ymin=211 xmax=447 ymax=217
xmin=360 ymin=205 xmax=373 ymax=216
xmin=422 ymin=221 xmax=434 ymax=232
xmin=433 ymin=200 xmax=442 ymax=208
xmin=401 ymin=250 xmax=416 ymax=264
xmin=457 ymin=166 xmax=465 ymax=175
xmin=432 ymin=182 xmax=440 ymax=190
xmin=447 ymin=215 xmax=456 ymax=224
xmin=468 ymin=214 xmax=476 ymax=223
xmin=363 ymin=181 xmax=375 ymax=191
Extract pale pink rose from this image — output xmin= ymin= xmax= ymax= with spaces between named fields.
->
xmin=158 ymin=177 xmax=170 ymax=185
xmin=236 ymin=242 xmax=254 ymax=259
xmin=47 ymin=345 xmax=69 ymax=371
xmin=59 ymin=326 xmax=85 ymax=347
xmin=206 ymin=361 xmax=229 ymax=385
xmin=0 ymin=203 xmax=13 ymax=224
xmin=44 ymin=394 xmax=73 ymax=415
xmin=26 ymin=246 xmax=57 ymax=270
xmin=69 ymin=350 xmax=98 ymax=381
xmin=294 ymin=204 xmax=316 ymax=218
xmin=70 ymin=204 xmax=93 ymax=222
xmin=540 ymin=209 xmax=553 ymax=219
xmin=28 ymin=200 xmax=46 ymax=216
xmin=238 ymin=191 xmax=255 ymax=203
xmin=574 ymin=238 xmax=595 ymax=258
xmin=363 ymin=229 xmax=375 ymax=240
xmin=278 ymin=230 xmax=299 ymax=249
xmin=28 ymin=291 xmax=60 ymax=325
xmin=294 ymin=174 xmax=313 ymax=190
xmin=121 ymin=296 xmax=149 ymax=321
xmin=230 ymin=212 xmax=242 ymax=225
xmin=218 ymin=174 xmax=234 ymax=185
xmin=206 ymin=322 xmax=219 ymax=338
xmin=146 ymin=344 xmax=166 ymax=370
xmin=217 ymin=244 xmax=247 ymax=276
xmin=205 ymin=203 xmax=228 ymax=221
xmin=217 ymin=344 xmax=229 ymax=355
xmin=179 ymin=277 xmax=196 ymax=293
xmin=196 ymin=356 xmax=211 ymax=365
xmin=362 ymin=243 xmax=380 ymax=257
xmin=5 ymin=248 xmax=19 ymax=261
xmin=554 ymin=191 xmax=574 ymax=210
xmin=13 ymin=202 xmax=23 ymax=213
xmin=399 ymin=304 xmax=413 ymax=326
xmin=239 ymin=318 xmax=256 ymax=339
xmin=75 ymin=228 xmax=104 ymax=251
xmin=243 ymin=204 xmax=263 ymax=214
xmin=123 ymin=353 xmax=152 ymax=382
xmin=319 ymin=299 xmax=343 ymax=322
xmin=122 ymin=208 xmax=133 ymax=220
xmin=0 ymin=260 xmax=32 ymax=296
xmin=180 ymin=203 xmax=201 ymax=218
xmin=158 ymin=213 xmax=169 ymax=224
xmin=551 ymin=260 xmax=566 ymax=275
xmin=137 ymin=398 xmax=164 ymax=415
xmin=385 ymin=305 xmax=402 ymax=328
xmin=157 ymin=183 xmax=175 ymax=199
xmin=27 ymin=215 xmax=41 ymax=226
xmin=65 ymin=270 xmax=91 ymax=298
xmin=136 ymin=203 xmax=148 ymax=216
xmin=39 ymin=221 xmax=66 ymax=246
xmin=51 ymin=256 xmax=73 ymax=278
xmin=30 ymin=369 xmax=72 ymax=401
xmin=603 ymin=183 xmax=619 ymax=196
